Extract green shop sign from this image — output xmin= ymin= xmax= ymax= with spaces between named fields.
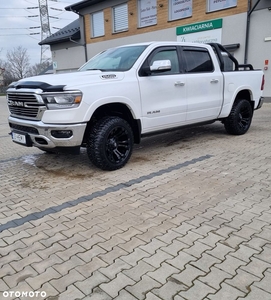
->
xmin=176 ymin=19 xmax=222 ymax=35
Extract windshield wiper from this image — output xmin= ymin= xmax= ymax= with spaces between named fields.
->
xmin=86 ymin=68 xmax=116 ymax=72
xmin=86 ymin=68 xmax=104 ymax=71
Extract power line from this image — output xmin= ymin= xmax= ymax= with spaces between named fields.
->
xmin=0 ymin=33 xmax=40 ymax=36
xmin=50 ymin=7 xmax=63 ymax=11
xmin=0 ymin=15 xmax=37 ymax=17
xmin=39 ymin=0 xmax=52 ymax=64
xmin=0 ymin=27 xmax=40 ymax=30
xmin=48 ymin=0 xmax=77 ymax=3
xmin=0 ymin=7 xmax=37 ymax=9
xmin=1 ymin=0 xmax=78 ymax=63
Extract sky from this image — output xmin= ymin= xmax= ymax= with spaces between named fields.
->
xmin=0 ymin=0 xmax=78 ymax=66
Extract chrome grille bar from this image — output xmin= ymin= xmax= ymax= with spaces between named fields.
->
xmin=7 ymin=93 xmax=46 ymax=120
xmin=8 ymin=94 xmax=37 ymax=102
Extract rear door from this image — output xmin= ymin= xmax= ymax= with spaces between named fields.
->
xmin=137 ymin=46 xmax=187 ymax=133
xmin=181 ymin=46 xmax=223 ymax=122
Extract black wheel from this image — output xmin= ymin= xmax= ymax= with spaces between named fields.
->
xmin=87 ymin=116 xmax=134 ymax=171
xmin=224 ymin=99 xmax=253 ymax=135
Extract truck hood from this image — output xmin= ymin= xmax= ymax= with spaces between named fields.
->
xmin=10 ymin=70 xmax=125 ymax=91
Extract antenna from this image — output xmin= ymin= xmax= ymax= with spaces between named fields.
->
xmin=38 ymin=0 xmax=52 ymax=64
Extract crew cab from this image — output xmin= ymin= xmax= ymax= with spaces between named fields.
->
xmin=6 ymin=42 xmax=264 ymax=170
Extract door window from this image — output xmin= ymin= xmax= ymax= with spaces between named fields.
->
xmin=182 ymin=47 xmax=214 ymax=73
xmin=141 ymin=47 xmax=180 ymax=75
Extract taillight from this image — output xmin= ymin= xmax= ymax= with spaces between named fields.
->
xmin=261 ymin=75 xmax=265 ymax=90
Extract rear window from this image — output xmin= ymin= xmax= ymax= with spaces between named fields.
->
xmin=221 ymin=52 xmax=234 ymax=71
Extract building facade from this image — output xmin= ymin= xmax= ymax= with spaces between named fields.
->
xmin=247 ymin=0 xmax=271 ymax=97
xmin=46 ymin=0 xmax=270 ymax=97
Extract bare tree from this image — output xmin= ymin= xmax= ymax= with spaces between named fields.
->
xmin=0 ymin=49 xmax=4 ymax=79
xmin=0 ymin=59 xmax=5 ymax=89
xmin=28 ymin=61 xmax=51 ymax=77
xmin=5 ymin=46 xmax=31 ymax=81
xmin=1 ymin=47 xmax=52 ymax=88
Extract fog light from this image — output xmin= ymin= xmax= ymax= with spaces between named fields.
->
xmin=51 ymin=130 xmax=73 ymax=138
xmin=35 ymin=137 xmax=48 ymax=145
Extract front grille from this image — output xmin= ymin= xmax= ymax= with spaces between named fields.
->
xmin=7 ymin=93 xmax=46 ymax=120
xmin=9 ymin=123 xmax=39 ymax=135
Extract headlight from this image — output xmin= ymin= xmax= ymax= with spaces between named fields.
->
xmin=42 ymin=91 xmax=82 ymax=109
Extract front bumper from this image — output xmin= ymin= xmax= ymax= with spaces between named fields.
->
xmin=8 ymin=116 xmax=87 ymax=149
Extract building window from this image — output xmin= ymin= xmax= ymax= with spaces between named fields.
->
xmin=113 ymin=3 xmax=128 ymax=33
xmin=169 ymin=0 xmax=192 ymax=21
xmin=91 ymin=11 xmax=104 ymax=37
xmin=138 ymin=0 xmax=157 ymax=28
xmin=207 ymin=0 xmax=237 ymax=12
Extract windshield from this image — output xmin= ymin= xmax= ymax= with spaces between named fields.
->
xmin=79 ymin=45 xmax=147 ymax=72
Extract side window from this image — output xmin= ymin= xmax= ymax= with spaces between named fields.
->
xmin=182 ymin=48 xmax=214 ymax=73
xmin=148 ymin=48 xmax=179 ymax=75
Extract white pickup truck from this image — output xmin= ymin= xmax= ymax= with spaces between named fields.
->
xmin=6 ymin=42 xmax=264 ymax=170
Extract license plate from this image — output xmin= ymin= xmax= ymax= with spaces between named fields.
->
xmin=12 ymin=132 xmax=27 ymax=145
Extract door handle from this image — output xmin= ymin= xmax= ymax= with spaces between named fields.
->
xmin=210 ymin=79 xmax=219 ymax=83
xmin=174 ymin=81 xmax=185 ymax=86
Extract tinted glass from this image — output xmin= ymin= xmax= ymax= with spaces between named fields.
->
xmin=183 ymin=49 xmax=214 ymax=73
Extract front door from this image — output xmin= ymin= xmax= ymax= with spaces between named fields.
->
xmin=137 ymin=46 xmax=187 ymax=133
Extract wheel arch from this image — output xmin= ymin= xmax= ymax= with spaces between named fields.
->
xmin=234 ymin=89 xmax=254 ymax=111
xmin=220 ymin=88 xmax=256 ymax=119
xmin=83 ymin=102 xmax=141 ymax=145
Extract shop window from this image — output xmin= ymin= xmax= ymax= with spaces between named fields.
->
xmin=138 ymin=0 xmax=157 ymax=28
xmin=91 ymin=11 xmax=105 ymax=37
xmin=113 ymin=3 xmax=128 ymax=33
xmin=169 ymin=0 xmax=192 ymax=21
xmin=207 ymin=0 xmax=237 ymax=12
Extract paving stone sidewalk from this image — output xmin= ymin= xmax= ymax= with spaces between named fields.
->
xmin=0 ymin=96 xmax=271 ymax=300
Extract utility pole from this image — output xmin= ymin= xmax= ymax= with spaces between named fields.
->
xmin=38 ymin=0 xmax=52 ymax=64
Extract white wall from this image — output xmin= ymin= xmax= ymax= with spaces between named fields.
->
xmin=86 ymin=27 xmax=177 ymax=59
xmin=221 ymin=13 xmax=247 ymax=63
xmin=51 ymin=42 xmax=86 ymax=73
xmin=248 ymin=8 xmax=271 ymax=97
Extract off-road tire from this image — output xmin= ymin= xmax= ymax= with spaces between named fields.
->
xmin=87 ymin=116 xmax=134 ymax=171
xmin=224 ymin=99 xmax=253 ymax=135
